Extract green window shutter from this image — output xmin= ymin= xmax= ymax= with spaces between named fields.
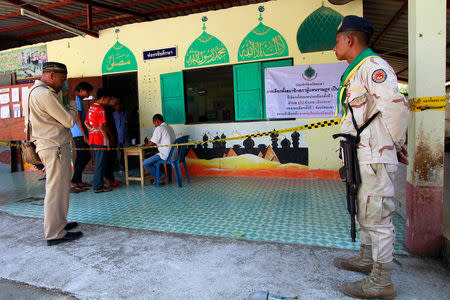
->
xmin=160 ymin=72 xmax=186 ymax=124
xmin=233 ymin=62 xmax=263 ymax=121
xmin=262 ymin=59 xmax=293 ymax=118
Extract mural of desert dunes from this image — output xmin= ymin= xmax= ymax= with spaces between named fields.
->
xmin=186 ymin=149 xmax=339 ymax=179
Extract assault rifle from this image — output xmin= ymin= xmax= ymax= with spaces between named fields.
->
xmin=332 ymin=133 xmax=361 ymax=242
xmin=333 ymin=106 xmax=380 ymax=242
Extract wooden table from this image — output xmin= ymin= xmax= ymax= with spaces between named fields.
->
xmin=124 ymin=147 xmax=156 ymax=186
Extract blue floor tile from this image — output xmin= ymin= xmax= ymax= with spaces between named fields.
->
xmin=0 ymin=171 xmax=408 ymax=254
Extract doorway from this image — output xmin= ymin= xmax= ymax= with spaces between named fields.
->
xmin=102 ymin=72 xmax=140 ymax=144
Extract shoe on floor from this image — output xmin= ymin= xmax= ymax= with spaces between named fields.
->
xmin=106 ymin=179 xmax=121 ymax=188
xmin=94 ymin=186 xmax=113 ymax=193
xmin=71 ymin=186 xmax=87 ymax=193
xmin=341 ymin=262 xmax=394 ymax=299
xmin=334 ymin=244 xmax=373 ymax=275
xmin=64 ymin=222 xmax=78 ymax=231
xmin=47 ymin=231 xmax=82 ymax=246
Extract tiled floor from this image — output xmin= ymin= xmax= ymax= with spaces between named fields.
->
xmin=0 ymin=170 xmax=408 ymax=254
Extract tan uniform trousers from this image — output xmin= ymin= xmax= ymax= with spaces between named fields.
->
xmin=38 ymin=143 xmax=71 ymax=240
xmin=357 ymin=163 xmax=397 ymax=263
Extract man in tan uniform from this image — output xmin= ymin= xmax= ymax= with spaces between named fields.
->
xmin=25 ymin=62 xmax=82 ymax=246
xmin=332 ymin=16 xmax=409 ymax=299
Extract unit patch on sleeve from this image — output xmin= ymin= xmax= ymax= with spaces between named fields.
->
xmin=371 ymin=69 xmax=387 ymax=83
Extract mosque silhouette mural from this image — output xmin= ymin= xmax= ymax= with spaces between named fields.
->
xmin=182 ymin=127 xmax=339 ymax=179
xmin=180 ymin=123 xmax=338 ymax=179
xmin=189 ymin=131 xmax=307 ymax=165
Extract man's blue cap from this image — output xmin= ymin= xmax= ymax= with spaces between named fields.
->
xmin=337 ymin=15 xmax=375 ymax=37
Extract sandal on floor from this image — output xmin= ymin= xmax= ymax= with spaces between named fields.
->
xmin=94 ymin=187 xmax=113 ymax=193
xmin=107 ymin=179 xmax=121 ymax=188
xmin=71 ymin=186 xmax=87 ymax=193
xmin=78 ymin=182 xmax=92 ymax=187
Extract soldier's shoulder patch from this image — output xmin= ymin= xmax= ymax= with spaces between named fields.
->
xmin=371 ymin=69 xmax=387 ymax=83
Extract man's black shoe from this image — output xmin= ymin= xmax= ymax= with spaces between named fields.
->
xmin=47 ymin=231 xmax=82 ymax=246
xmin=64 ymin=222 xmax=78 ymax=231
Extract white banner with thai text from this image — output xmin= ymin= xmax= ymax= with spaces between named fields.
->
xmin=265 ymin=62 xmax=348 ymax=118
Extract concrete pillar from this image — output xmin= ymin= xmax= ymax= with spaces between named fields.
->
xmin=406 ymin=0 xmax=446 ymax=256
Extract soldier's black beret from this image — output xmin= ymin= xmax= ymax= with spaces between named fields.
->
xmin=337 ymin=15 xmax=375 ymax=37
xmin=42 ymin=62 xmax=67 ymax=74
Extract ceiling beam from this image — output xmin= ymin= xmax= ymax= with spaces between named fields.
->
xmin=396 ymin=66 xmax=408 ymax=75
xmin=14 ymin=0 xmax=267 ymax=41
xmin=84 ymin=0 xmax=250 ymax=25
xmin=371 ymin=2 xmax=408 ymax=49
xmin=72 ymin=0 xmax=147 ymax=18
xmin=3 ymin=0 xmax=98 ymax=37
xmin=86 ymin=3 xmax=92 ymax=30
xmin=0 ymin=0 xmax=159 ymax=32
xmin=0 ymin=0 xmax=75 ymax=21
xmin=373 ymin=49 xmax=408 ymax=60
xmin=143 ymin=0 xmax=238 ymax=16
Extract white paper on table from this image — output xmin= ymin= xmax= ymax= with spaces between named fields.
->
xmin=13 ymin=104 xmax=21 ymax=118
xmin=0 ymin=88 xmax=9 ymax=93
xmin=21 ymin=86 xmax=30 ymax=103
xmin=11 ymin=88 xmax=19 ymax=102
xmin=0 ymin=93 xmax=10 ymax=104
xmin=1 ymin=105 xmax=10 ymax=118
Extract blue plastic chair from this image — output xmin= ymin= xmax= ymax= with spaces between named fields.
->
xmin=155 ymin=135 xmax=190 ymax=187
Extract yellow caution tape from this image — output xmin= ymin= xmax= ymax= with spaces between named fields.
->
xmin=409 ymin=96 xmax=446 ymax=112
xmin=0 ymin=118 xmax=341 ymax=150
xmin=230 ymin=232 xmax=245 ymax=237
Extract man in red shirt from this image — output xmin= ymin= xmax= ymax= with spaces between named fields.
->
xmin=86 ymin=89 xmax=113 ymax=193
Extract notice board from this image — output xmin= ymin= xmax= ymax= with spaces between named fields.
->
xmin=265 ymin=62 xmax=348 ymax=118
xmin=0 ymin=83 xmax=33 ymax=141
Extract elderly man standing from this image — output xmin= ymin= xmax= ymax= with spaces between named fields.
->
xmin=332 ymin=16 xmax=409 ymax=298
xmin=25 ymin=62 xmax=82 ymax=246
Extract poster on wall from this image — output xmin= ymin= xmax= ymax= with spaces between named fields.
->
xmin=0 ymin=93 xmax=10 ymax=104
xmin=265 ymin=62 xmax=348 ymax=118
xmin=0 ymin=45 xmax=47 ymax=79
xmin=13 ymin=104 xmax=21 ymax=118
xmin=11 ymin=87 xmax=19 ymax=102
xmin=1 ymin=105 xmax=10 ymax=118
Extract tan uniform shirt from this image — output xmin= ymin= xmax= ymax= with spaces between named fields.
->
xmin=341 ymin=56 xmax=410 ymax=165
xmin=24 ymin=80 xmax=77 ymax=152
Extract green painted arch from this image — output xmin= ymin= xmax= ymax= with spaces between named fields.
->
xmin=102 ymin=41 xmax=138 ymax=74
xmin=297 ymin=6 xmax=343 ymax=53
xmin=185 ymin=31 xmax=230 ymax=68
xmin=238 ymin=22 xmax=289 ymax=62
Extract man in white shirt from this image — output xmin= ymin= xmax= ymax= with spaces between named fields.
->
xmin=143 ymin=114 xmax=176 ymax=184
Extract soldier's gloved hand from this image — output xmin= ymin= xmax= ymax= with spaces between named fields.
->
xmin=397 ymin=145 xmax=408 ymax=165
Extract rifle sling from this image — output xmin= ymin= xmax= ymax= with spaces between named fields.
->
xmin=347 ymin=104 xmax=380 ymax=138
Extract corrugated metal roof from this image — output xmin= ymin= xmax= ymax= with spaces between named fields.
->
xmin=0 ymin=0 xmax=270 ymax=50
xmin=0 ymin=0 xmax=448 ymax=82
xmin=364 ymin=0 xmax=449 ymax=82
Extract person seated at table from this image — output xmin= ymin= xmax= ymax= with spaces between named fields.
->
xmin=142 ymin=114 xmax=176 ymax=185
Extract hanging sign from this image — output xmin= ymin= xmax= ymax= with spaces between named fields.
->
xmin=143 ymin=47 xmax=177 ymax=61
xmin=265 ymin=62 xmax=348 ymax=119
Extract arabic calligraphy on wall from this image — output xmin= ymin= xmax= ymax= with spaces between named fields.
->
xmin=185 ymin=31 xmax=229 ymax=68
xmin=238 ymin=23 xmax=289 ymax=62
xmin=102 ymin=41 xmax=138 ymax=74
